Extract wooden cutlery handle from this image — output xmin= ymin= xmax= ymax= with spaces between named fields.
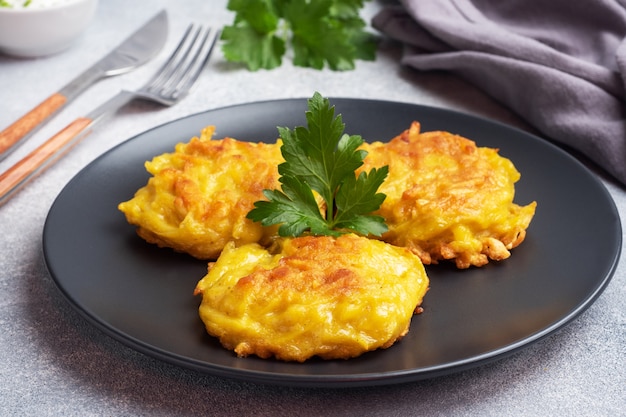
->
xmin=0 ymin=93 xmax=68 ymax=155
xmin=0 ymin=117 xmax=92 ymax=205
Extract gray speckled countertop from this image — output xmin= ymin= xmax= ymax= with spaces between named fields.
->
xmin=0 ymin=1 xmax=624 ymax=415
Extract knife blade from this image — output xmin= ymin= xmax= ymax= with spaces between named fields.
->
xmin=0 ymin=9 xmax=168 ymax=160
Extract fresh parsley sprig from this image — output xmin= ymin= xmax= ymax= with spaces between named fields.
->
xmin=247 ymin=92 xmax=389 ymax=237
xmin=221 ymin=0 xmax=378 ymax=71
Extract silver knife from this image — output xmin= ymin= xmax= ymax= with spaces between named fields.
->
xmin=0 ymin=9 xmax=168 ymax=160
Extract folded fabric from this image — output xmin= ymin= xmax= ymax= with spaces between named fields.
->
xmin=372 ymin=0 xmax=626 ymax=186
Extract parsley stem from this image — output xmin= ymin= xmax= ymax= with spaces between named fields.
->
xmin=326 ymin=193 xmax=334 ymax=225
xmin=247 ymin=93 xmax=388 ymax=237
xmin=278 ymin=19 xmax=290 ymax=44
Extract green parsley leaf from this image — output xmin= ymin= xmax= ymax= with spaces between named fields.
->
xmin=334 ymin=167 xmax=388 ymax=236
xmin=284 ymin=0 xmax=357 ymax=70
xmin=221 ymin=24 xmax=285 ymax=71
xmin=221 ymin=0 xmax=378 ymax=71
xmin=251 ymin=175 xmax=330 ymax=237
xmin=247 ymin=92 xmax=388 ymax=237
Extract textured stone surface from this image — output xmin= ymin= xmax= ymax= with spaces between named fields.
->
xmin=0 ymin=1 xmax=623 ymax=415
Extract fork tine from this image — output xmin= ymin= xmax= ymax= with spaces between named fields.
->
xmin=144 ymin=24 xmax=197 ymax=92
xmin=160 ymin=26 xmax=209 ymax=96
xmin=144 ymin=25 xmax=218 ymax=101
xmin=160 ymin=26 xmax=202 ymax=91
xmin=175 ymin=28 xmax=220 ymax=95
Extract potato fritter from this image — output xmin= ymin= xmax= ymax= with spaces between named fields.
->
xmin=119 ymin=122 xmax=535 ymax=268
xmin=193 ymin=234 xmax=429 ymax=362
xmin=118 ymin=126 xmax=282 ymax=260
xmin=360 ymin=122 xmax=537 ymax=268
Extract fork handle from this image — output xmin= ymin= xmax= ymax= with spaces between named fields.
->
xmin=0 ymin=117 xmax=92 ymax=206
xmin=0 ymin=93 xmax=69 ymax=159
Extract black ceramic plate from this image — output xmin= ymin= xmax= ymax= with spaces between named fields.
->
xmin=43 ymin=98 xmax=622 ymax=388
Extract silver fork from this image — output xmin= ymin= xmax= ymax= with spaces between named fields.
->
xmin=0 ymin=25 xmax=219 ymax=206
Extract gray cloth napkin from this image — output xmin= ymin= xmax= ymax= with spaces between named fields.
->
xmin=372 ymin=0 xmax=626 ymax=186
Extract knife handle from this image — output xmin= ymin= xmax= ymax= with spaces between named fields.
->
xmin=0 ymin=93 xmax=68 ymax=157
xmin=0 ymin=116 xmax=92 ymax=206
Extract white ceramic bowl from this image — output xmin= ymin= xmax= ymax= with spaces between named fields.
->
xmin=0 ymin=0 xmax=98 ymax=57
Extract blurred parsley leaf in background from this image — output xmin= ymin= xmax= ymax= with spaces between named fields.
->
xmin=221 ymin=0 xmax=378 ymax=71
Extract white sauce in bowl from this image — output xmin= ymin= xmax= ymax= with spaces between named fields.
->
xmin=0 ymin=0 xmax=76 ymax=8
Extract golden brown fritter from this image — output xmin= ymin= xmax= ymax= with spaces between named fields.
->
xmin=360 ymin=122 xmax=537 ymax=268
xmin=118 ymin=126 xmax=282 ymax=260
xmin=193 ymin=234 xmax=429 ymax=362
xmin=119 ymin=122 xmax=535 ymax=268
